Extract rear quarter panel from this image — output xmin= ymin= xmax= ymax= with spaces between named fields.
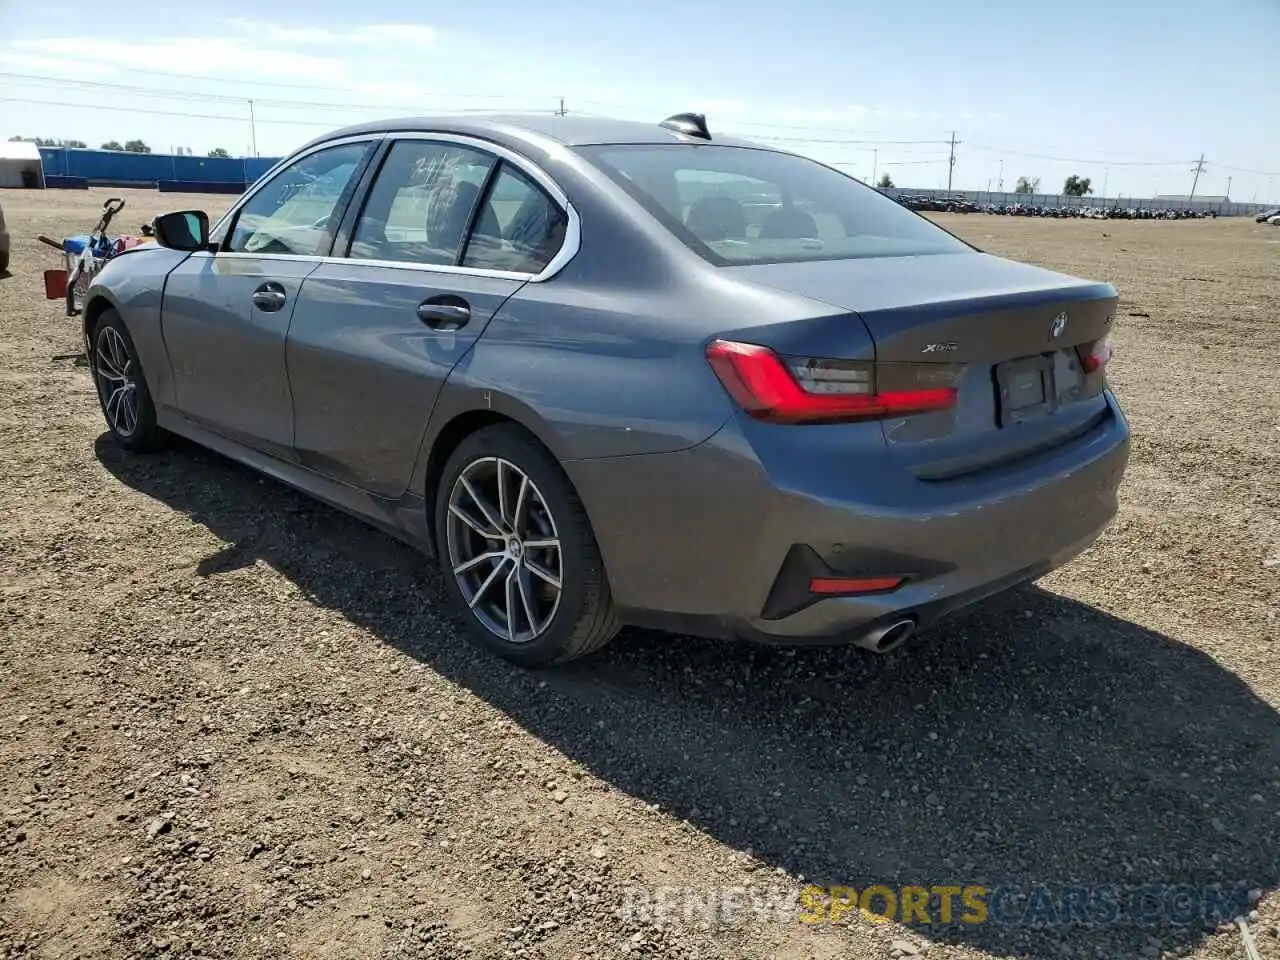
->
xmin=87 ymin=246 xmax=193 ymax=412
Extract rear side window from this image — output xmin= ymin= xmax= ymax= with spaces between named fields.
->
xmin=462 ymin=165 xmax=567 ymax=273
xmin=578 ymin=143 xmax=970 ymax=266
xmin=346 ymin=139 xmax=568 ymax=274
xmin=349 ymin=141 xmax=497 ymax=266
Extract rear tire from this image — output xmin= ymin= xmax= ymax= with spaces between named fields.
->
xmin=90 ymin=309 xmax=167 ymax=453
xmin=0 ymin=249 xmax=9 ymax=274
xmin=433 ymin=424 xmax=620 ymax=667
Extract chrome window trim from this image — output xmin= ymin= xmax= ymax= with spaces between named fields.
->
xmin=208 ymin=134 xmax=383 ymax=246
xmin=209 ymin=130 xmax=580 ymax=283
xmin=201 ymin=250 xmax=534 ymax=283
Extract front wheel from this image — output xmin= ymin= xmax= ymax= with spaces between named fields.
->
xmin=433 ymin=424 xmax=619 ymax=666
xmin=90 ymin=309 xmax=167 ymax=452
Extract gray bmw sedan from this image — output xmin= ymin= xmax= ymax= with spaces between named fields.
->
xmin=82 ymin=112 xmax=1129 ymax=666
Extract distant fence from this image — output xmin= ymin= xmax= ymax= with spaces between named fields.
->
xmin=880 ymin=187 xmax=1266 ymax=218
xmin=37 ymin=147 xmax=281 ymax=191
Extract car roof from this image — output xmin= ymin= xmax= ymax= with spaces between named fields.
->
xmin=296 ymin=114 xmax=764 ymax=153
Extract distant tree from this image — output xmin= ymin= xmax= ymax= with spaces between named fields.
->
xmin=1063 ymin=175 xmax=1093 ymax=197
xmin=208 ymin=147 xmax=231 ymax=159
xmin=7 ymin=136 xmax=85 ymax=147
xmin=101 ymin=140 xmax=124 ymax=151
xmin=876 ymin=173 xmax=895 ymax=189
xmin=1014 ymin=176 xmax=1041 ymax=194
xmin=123 ymin=140 xmax=152 ymax=154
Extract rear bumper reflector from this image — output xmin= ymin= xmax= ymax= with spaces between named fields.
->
xmin=809 ymin=575 xmax=905 ymax=595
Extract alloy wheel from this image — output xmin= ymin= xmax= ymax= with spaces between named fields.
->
xmin=94 ymin=326 xmax=139 ymax=437
xmin=445 ymin=457 xmax=562 ymax=644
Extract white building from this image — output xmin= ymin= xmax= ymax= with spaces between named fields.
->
xmin=0 ymin=140 xmax=45 ymax=188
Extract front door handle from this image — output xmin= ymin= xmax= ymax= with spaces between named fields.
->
xmin=251 ymin=282 xmax=287 ymax=312
xmin=417 ymin=297 xmax=471 ymax=330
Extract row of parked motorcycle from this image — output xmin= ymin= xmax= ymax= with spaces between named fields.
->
xmin=892 ymin=194 xmax=1223 ymax=220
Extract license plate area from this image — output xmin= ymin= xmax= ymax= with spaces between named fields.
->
xmin=995 ymin=354 xmax=1057 ymax=427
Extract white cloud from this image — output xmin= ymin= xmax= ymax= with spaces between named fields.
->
xmin=13 ymin=35 xmax=346 ymax=82
xmin=226 ymin=19 xmax=437 ymax=49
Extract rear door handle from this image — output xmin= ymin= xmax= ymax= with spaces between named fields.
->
xmin=251 ymin=282 xmax=288 ymax=312
xmin=416 ymin=298 xmax=471 ymax=330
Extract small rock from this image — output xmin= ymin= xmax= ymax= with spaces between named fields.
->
xmin=1248 ymin=888 xmax=1263 ymax=905
xmin=361 ymin=868 xmax=371 ymax=880
xmin=890 ymin=940 xmax=920 ymax=956
xmin=146 ymin=818 xmax=171 ymax=840
xmin=552 ymin=791 xmax=568 ymax=804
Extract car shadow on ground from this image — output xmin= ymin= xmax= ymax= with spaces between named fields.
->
xmin=97 ymin=435 xmax=1280 ymax=959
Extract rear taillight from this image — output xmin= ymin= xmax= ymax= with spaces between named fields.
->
xmin=1079 ymin=335 xmax=1112 ymax=374
xmin=705 ymin=339 xmax=957 ymax=424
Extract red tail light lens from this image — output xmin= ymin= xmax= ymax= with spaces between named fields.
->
xmin=1080 ymin=335 xmax=1112 ymax=374
xmin=705 ymin=339 xmax=957 ymax=424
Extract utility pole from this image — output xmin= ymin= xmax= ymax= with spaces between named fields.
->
xmin=1188 ymin=154 xmax=1206 ymax=204
xmin=997 ymin=158 xmax=1004 ymax=192
xmin=871 ymin=148 xmax=878 ymax=186
xmin=1102 ymin=166 xmax=1109 ymax=199
xmin=946 ymin=130 xmax=958 ymax=192
xmin=556 ymin=97 xmax=567 ymax=116
xmin=248 ymin=99 xmax=258 ymax=158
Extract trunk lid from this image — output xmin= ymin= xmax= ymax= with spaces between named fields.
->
xmin=726 ymin=252 xmax=1118 ymax=479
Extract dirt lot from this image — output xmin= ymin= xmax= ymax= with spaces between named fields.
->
xmin=1 ymin=188 xmax=1277 ymax=960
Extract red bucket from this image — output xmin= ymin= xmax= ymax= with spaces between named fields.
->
xmin=44 ymin=269 xmax=68 ymax=301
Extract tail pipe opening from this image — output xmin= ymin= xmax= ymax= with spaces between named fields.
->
xmin=856 ymin=617 xmax=917 ymax=654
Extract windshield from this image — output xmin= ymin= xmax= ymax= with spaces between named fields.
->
xmin=577 ymin=143 xmax=971 ymax=266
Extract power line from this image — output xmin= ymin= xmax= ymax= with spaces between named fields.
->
xmin=7 ymin=63 xmax=552 ymax=100
xmin=1216 ymin=162 xmax=1280 ymax=176
xmin=728 ymin=133 xmax=952 ymax=145
xmin=1 ymin=72 xmax=562 ymax=116
xmin=6 ymin=72 xmax=1275 ymax=180
xmin=0 ymin=96 xmax=322 ymax=125
xmin=0 ymin=96 xmax=520 ymax=128
xmin=966 ymin=143 xmax=1193 ymax=167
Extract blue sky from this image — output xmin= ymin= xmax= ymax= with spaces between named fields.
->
xmin=1 ymin=0 xmax=1276 ymax=201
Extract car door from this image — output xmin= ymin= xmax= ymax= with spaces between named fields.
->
xmin=160 ymin=138 xmax=376 ymax=458
xmin=286 ymin=136 xmax=571 ymax=496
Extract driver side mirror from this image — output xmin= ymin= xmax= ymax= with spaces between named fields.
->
xmin=152 ymin=210 xmax=210 ymax=251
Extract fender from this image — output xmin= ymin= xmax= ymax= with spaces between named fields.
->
xmin=85 ymin=247 xmax=193 ymax=413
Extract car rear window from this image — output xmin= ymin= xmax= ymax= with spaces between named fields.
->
xmin=577 ymin=143 xmax=970 ymax=266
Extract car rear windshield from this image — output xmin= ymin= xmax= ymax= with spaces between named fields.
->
xmin=577 ymin=143 xmax=971 ymax=266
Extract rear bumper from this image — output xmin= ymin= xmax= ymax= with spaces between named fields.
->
xmin=566 ymin=390 xmax=1130 ymax=644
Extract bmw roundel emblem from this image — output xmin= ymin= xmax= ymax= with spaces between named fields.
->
xmin=1050 ymin=312 xmax=1068 ymax=338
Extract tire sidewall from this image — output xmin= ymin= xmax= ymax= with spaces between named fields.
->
xmin=433 ymin=426 xmax=597 ymax=667
xmin=91 ymin=309 xmax=160 ymax=451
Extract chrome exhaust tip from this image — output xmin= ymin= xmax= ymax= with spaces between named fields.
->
xmin=857 ymin=618 xmax=916 ymax=654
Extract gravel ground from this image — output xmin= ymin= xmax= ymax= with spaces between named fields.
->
xmin=1 ymin=188 xmax=1277 ymax=960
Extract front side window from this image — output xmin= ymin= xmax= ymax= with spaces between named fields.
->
xmin=226 ymin=142 xmax=370 ymax=256
xmin=349 ymin=140 xmax=497 ymax=266
xmin=578 ymin=143 xmax=971 ymax=266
